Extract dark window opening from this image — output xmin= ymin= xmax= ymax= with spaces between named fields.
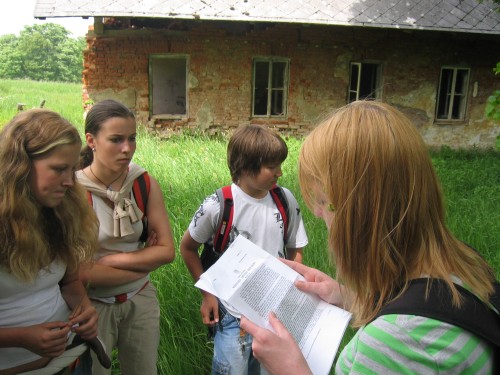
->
xmin=436 ymin=67 xmax=469 ymax=121
xmin=149 ymin=55 xmax=187 ymax=116
xmin=253 ymin=58 xmax=289 ymax=117
xmin=348 ymin=62 xmax=381 ymax=103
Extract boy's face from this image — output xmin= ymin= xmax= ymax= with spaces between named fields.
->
xmin=239 ymin=163 xmax=283 ymax=198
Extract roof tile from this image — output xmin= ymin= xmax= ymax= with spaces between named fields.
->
xmin=33 ymin=0 xmax=500 ymax=34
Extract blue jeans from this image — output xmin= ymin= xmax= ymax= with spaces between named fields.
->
xmin=212 ymin=309 xmax=261 ymax=375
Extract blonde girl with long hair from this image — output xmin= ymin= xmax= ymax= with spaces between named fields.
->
xmin=0 ymin=109 xmax=99 ymax=374
xmin=240 ymin=101 xmax=496 ymax=374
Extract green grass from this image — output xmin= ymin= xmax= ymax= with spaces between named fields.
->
xmin=1 ymin=79 xmax=499 ymax=374
xmin=0 ymin=79 xmax=85 ymax=127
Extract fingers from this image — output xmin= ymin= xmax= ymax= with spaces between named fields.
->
xmin=201 ymin=305 xmax=219 ymax=325
xmin=43 ymin=332 xmax=68 ymax=356
xmin=240 ymin=313 xmax=287 ymax=340
xmin=239 ymin=316 xmax=260 ymax=336
xmin=280 ymin=259 xmax=312 ymax=276
xmin=73 ymin=315 xmax=98 ymax=339
xmin=212 ymin=308 xmax=219 ymax=323
xmin=267 ymin=312 xmax=287 ymax=335
xmin=201 ymin=293 xmax=219 ymax=325
xmin=68 ymin=304 xmax=83 ymax=321
xmin=42 ymin=321 xmax=70 ymax=330
xmin=35 ymin=322 xmax=71 ymax=357
xmin=294 ymin=280 xmax=314 ymax=292
xmin=69 ymin=305 xmax=98 ymax=339
xmin=68 ymin=305 xmax=93 ymax=325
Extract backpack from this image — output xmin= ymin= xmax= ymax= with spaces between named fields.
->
xmin=200 ymin=184 xmax=290 ymax=271
xmin=375 ymin=278 xmax=500 ymax=369
xmin=86 ymin=172 xmax=151 ymax=242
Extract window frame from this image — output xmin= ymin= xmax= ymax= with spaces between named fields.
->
xmin=435 ymin=66 xmax=470 ymax=123
xmin=148 ymin=54 xmax=189 ymax=119
xmin=252 ymin=57 xmax=290 ymax=118
xmin=348 ymin=61 xmax=382 ymax=103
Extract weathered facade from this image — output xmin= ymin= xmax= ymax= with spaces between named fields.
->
xmin=35 ymin=0 xmax=500 ymax=148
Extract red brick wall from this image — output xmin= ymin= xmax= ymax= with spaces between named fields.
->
xmin=83 ymin=21 xmax=500 ymax=147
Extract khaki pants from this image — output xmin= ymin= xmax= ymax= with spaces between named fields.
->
xmin=91 ymin=283 xmax=160 ymax=375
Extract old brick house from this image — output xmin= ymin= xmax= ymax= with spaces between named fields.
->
xmin=35 ymin=0 xmax=500 ymax=148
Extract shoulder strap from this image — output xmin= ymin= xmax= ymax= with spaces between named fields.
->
xmin=269 ymin=185 xmax=289 ymax=244
xmin=212 ymin=185 xmax=234 ymax=254
xmin=86 ymin=191 xmax=93 ymax=206
xmin=132 ymin=172 xmax=151 ymax=216
xmin=212 ymin=185 xmax=290 ymax=256
xmin=376 ymin=278 xmax=500 ymax=347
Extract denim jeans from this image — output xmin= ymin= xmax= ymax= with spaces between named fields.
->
xmin=212 ymin=309 xmax=261 ymax=375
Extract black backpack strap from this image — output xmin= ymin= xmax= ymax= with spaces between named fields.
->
xmin=212 ymin=185 xmax=234 ymax=254
xmin=376 ymin=278 xmax=500 ymax=347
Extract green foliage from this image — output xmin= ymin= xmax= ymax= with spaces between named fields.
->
xmin=485 ymin=62 xmax=500 ymax=121
xmin=478 ymin=0 xmax=500 ymax=9
xmin=0 ymin=23 xmax=85 ymax=83
xmin=0 ymin=34 xmax=22 ymax=79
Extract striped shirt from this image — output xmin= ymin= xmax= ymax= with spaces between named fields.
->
xmin=335 ymin=314 xmax=493 ymax=374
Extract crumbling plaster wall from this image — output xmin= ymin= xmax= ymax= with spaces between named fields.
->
xmin=82 ymin=22 xmax=499 ymax=148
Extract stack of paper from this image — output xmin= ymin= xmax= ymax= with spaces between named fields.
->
xmin=195 ymin=235 xmax=352 ymax=375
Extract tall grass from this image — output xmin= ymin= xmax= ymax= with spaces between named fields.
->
xmin=0 ymin=79 xmax=84 ymax=126
xmin=1 ymin=80 xmax=499 ymax=374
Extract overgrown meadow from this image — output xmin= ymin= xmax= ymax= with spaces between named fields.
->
xmin=1 ymin=79 xmax=499 ymax=374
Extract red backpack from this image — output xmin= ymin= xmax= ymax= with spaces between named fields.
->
xmin=200 ymin=184 xmax=289 ymax=270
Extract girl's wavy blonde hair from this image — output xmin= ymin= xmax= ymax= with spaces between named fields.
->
xmin=299 ymin=101 xmax=495 ymax=327
xmin=0 ymin=109 xmax=98 ymax=282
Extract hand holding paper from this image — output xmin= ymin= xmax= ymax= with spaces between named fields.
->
xmin=195 ymin=235 xmax=351 ymax=375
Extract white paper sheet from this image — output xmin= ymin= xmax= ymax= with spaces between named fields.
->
xmin=195 ymin=235 xmax=352 ymax=375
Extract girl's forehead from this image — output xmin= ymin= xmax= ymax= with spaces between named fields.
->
xmin=100 ymin=117 xmax=136 ymax=133
xmin=37 ymin=143 xmax=81 ymax=164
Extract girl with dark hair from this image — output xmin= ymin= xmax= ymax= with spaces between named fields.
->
xmin=77 ymin=99 xmax=175 ymax=375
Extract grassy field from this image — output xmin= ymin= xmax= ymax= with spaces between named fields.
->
xmin=1 ymin=79 xmax=499 ymax=374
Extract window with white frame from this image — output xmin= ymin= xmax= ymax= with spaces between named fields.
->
xmin=252 ymin=58 xmax=289 ymax=117
xmin=436 ymin=67 xmax=470 ymax=121
xmin=348 ymin=62 xmax=382 ymax=103
xmin=149 ymin=54 xmax=188 ymax=117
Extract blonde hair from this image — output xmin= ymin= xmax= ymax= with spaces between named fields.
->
xmin=299 ymin=101 xmax=495 ymax=326
xmin=0 ymin=109 xmax=98 ymax=281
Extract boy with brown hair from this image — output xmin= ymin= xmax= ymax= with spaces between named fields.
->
xmin=180 ymin=124 xmax=308 ymax=374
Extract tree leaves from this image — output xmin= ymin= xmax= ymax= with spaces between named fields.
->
xmin=0 ymin=23 xmax=85 ymax=83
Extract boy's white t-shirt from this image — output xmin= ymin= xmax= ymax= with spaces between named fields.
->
xmin=188 ymin=183 xmax=308 ymax=260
